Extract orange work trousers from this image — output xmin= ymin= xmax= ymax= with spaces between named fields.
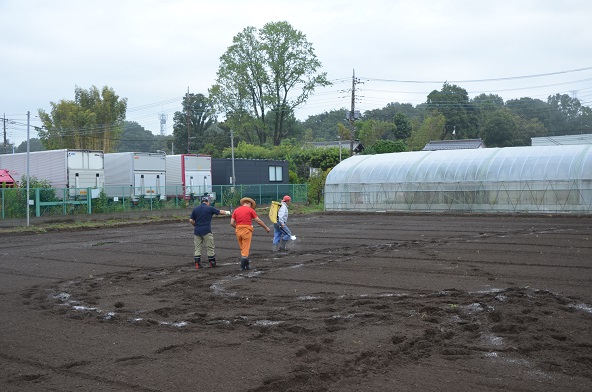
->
xmin=235 ymin=225 xmax=254 ymax=257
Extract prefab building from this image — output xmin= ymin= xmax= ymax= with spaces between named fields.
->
xmin=0 ymin=149 xmax=104 ymax=197
xmin=165 ymin=154 xmax=212 ymax=199
xmin=211 ymin=158 xmax=288 ymax=185
xmin=325 ymin=145 xmax=592 ymax=213
xmin=210 ymin=158 xmax=292 ymax=205
xmin=104 ymin=152 xmax=166 ymax=199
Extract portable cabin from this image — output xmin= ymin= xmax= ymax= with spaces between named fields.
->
xmin=211 ymin=158 xmax=288 ymax=185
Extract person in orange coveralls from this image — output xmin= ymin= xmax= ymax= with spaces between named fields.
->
xmin=230 ymin=196 xmax=270 ymax=271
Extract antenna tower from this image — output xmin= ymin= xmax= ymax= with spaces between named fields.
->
xmin=159 ymin=113 xmax=168 ymax=136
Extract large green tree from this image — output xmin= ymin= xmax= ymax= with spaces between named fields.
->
xmin=172 ymin=93 xmax=216 ymax=154
xmin=363 ymin=102 xmax=424 ymax=123
xmin=393 ymin=112 xmax=413 ymax=140
xmin=301 ymin=109 xmax=348 ymax=140
xmin=356 ymin=119 xmax=394 ymax=146
xmin=38 ymin=85 xmax=127 ymax=152
xmin=426 ymin=83 xmax=479 ymax=139
xmin=506 ymin=97 xmax=555 ymax=134
xmin=480 ymin=109 xmax=516 ymax=147
xmin=210 ymin=21 xmax=330 ymax=146
xmin=116 ymin=121 xmax=157 ymax=152
xmin=407 ymin=113 xmax=446 ymax=150
xmin=512 ymin=117 xmax=547 ymax=146
xmin=547 ymin=93 xmax=592 ymax=135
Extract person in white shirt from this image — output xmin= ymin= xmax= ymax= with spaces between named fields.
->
xmin=272 ymin=195 xmax=294 ymax=251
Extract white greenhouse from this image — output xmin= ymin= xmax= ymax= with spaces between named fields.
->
xmin=324 ymin=145 xmax=592 ymax=213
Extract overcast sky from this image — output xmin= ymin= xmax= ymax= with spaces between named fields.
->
xmin=2 ymin=0 xmax=591 ymax=146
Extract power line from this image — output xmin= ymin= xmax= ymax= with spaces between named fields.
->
xmin=359 ymin=66 xmax=592 ymax=84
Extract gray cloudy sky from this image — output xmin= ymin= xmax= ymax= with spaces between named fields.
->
xmin=2 ymin=0 xmax=591 ymax=146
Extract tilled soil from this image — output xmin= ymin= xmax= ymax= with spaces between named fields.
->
xmin=1 ymin=212 xmax=591 ymax=391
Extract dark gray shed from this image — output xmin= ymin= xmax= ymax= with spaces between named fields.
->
xmin=212 ymin=158 xmax=289 ymax=185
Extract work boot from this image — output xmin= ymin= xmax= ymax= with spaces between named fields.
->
xmin=208 ymin=256 xmax=217 ymax=268
xmin=279 ymin=239 xmax=288 ymax=252
xmin=245 ymin=258 xmax=251 ymax=270
xmin=194 ymin=256 xmax=202 ymax=270
xmin=240 ymin=257 xmax=248 ymax=271
xmin=272 ymin=243 xmax=279 ymax=252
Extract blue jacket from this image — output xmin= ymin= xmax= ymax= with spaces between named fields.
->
xmin=190 ymin=203 xmax=221 ymax=236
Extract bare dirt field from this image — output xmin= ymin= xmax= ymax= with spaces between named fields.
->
xmin=1 ymin=211 xmax=591 ymax=391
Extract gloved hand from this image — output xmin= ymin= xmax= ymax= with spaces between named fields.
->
xmin=225 ymin=210 xmax=231 ymax=215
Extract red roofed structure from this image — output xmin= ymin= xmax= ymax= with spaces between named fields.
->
xmin=0 ymin=169 xmax=16 ymax=187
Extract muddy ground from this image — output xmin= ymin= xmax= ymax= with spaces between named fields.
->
xmin=0 ymin=211 xmax=591 ymax=391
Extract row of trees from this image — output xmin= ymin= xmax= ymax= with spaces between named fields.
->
xmin=30 ymin=83 xmax=591 ymax=155
xmin=19 ymin=22 xmax=592 ymax=183
xmin=37 ymin=86 xmax=127 ymax=151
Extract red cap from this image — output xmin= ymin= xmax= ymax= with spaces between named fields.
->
xmin=282 ymin=195 xmax=291 ymax=202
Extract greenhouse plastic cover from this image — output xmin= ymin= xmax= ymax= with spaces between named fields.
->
xmin=326 ymin=145 xmax=592 ymax=185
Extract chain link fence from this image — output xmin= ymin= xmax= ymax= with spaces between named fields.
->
xmin=1 ymin=184 xmax=308 ymax=221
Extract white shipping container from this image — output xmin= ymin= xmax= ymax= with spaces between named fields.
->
xmin=165 ymin=154 xmax=212 ymax=199
xmin=104 ymin=152 xmax=166 ymax=199
xmin=0 ymin=149 xmax=104 ymax=197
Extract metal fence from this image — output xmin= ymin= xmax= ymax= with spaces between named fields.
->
xmin=1 ymin=184 xmax=308 ymax=220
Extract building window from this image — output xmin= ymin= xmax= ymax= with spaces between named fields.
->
xmin=269 ymin=166 xmax=283 ymax=182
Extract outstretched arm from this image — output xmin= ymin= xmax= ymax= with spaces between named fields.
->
xmin=254 ymin=217 xmax=270 ymax=233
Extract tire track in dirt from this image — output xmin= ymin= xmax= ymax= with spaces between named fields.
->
xmin=0 ymin=352 xmax=162 ymax=391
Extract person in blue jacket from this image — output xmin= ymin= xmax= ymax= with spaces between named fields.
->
xmin=189 ymin=196 xmax=231 ymax=269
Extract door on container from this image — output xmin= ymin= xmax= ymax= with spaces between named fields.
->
xmin=134 ymin=173 xmax=164 ymax=199
xmin=186 ymin=171 xmax=211 ymax=197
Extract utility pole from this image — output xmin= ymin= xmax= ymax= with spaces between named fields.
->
xmin=3 ymin=113 xmax=7 ymax=154
xmin=185 ymin=87 xmax=191 ymax=154
xmin=230 ymin=129 xmax=236 ymax=190
xmin=26 ymin=111 xmax=30 ymax=227
xmin=348 ymin=69 xmax=362 ymax=156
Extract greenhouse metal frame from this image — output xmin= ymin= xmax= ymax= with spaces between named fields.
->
xmin=325 ymin=145 xmax=592 ymax=213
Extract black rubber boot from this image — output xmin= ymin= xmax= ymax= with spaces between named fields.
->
xmin=240 ymin=257 xmax=248 ymax=271
xmin=208 ymin=256 xmax=216 ymax=268
xmin=279 ymin=240 xmax=288 ymax=251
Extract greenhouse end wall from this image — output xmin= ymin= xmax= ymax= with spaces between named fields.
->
xmin=324 ymin=145 xmax=592 ymax=213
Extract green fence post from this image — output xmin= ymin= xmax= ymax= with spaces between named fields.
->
xmin=63 ymin=188 xmax=67 ymax=215
xmin=35 ymin=188 xmax=41 ymax=217
xmin=87 ymin=188 xmax=92 ymax=214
